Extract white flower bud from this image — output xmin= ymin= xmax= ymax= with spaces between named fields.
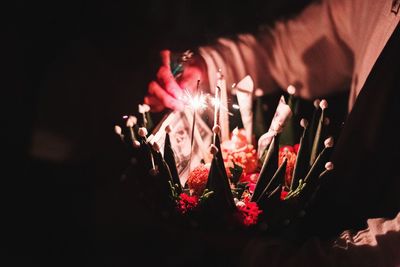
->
xmin=138 ymin=104 xmax=150 ymax=114
xmin=287 ymin=85 xmax=296 ymax=95
xmin=255 ymin=88 xmax=264 ymax=97
xmin=300 ymin=118 xmax=308 ymax=129
xmin=126 ymin=116 xmax=137 ymax=127
xmin=114 ymin=125 xmax=122 ymax=135
xmin=325 ymin=162 xmax=334 ymax=170
xmin=319 ymin=99 xmax=328 ymax=110
xmin=133 ymin=140 xmax=141 ymax=148
xmin=324 ymin=137 xmax=334 ymax=148
xmin=143 ymin=104 xmax=150 ymax=112
xmin=313 ymin=99 xmax=321 ymax=108
xmin=138 ymin=127 xmax=148 ymax=137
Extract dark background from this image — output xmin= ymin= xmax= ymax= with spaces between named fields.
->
xmin=7 ymin=0 xmax=329 ymax=266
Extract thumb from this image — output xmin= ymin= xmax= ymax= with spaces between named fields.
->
xmin=160 ymin=50 xmax=171 ymax=69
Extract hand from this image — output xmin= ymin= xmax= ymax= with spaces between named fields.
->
xmin=144 ymin=50 xmax=208 ymax=112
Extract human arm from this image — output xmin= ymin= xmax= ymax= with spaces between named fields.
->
xmin=145 ymin=0 xmax=356 ymax=112
xmin=199 ymin=0 xmax=354 ymax=99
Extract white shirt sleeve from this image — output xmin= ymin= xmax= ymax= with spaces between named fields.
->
xmin=199 ymin=0 xmax=354 ymax=99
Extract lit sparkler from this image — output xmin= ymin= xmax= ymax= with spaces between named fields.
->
xmin=183 ymin=81 xmax=207 ymax=171
xmin=209 ymin=94 xmax=233 ymax=116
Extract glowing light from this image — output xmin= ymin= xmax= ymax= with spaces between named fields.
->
xmin=209 ymin=95 xmax=234 ymax=116
xmin=181 ymin=85 xmax=208 ymax=173
xmin=211 ymin=97 xmax=221 ymax=108
xmin=183 ymin=89 xmax=207 ymax=112
xmin=232 ymin=104 xmax=240 ymax=110
xmin=192 ymin=94 xmax=207 ymax=111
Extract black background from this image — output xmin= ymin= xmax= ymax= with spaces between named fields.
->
xmin=7 ymin=0 xmax=328 ymax=266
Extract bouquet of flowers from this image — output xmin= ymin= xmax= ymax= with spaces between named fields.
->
xmin=114 ymin=55 xmax=337 ymax=234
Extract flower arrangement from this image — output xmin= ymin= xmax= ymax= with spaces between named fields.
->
xmin=114 ymin=55 xmax=337 ymax=233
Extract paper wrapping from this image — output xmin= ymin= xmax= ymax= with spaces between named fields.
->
xmin=236 ymin=75 xmax=254 ymax=144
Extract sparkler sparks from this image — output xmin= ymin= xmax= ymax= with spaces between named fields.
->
xmin=182 ymin=88 xmax=207 ymax=112
xmin=209 ymin=95 xmax=234 ymax=116
xmin=182 ymin=81 xmax=208 ymax=172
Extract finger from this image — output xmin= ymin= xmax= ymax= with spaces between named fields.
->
xmin=144 ymin=95 xmax=165 ymax=113
xmin=160 ymin=50 xmax=171 ymax=68
xmin=157 ymin=66 xmax=184 ymax=99
xmin=148 ymin=81 xmax=183 ymax=110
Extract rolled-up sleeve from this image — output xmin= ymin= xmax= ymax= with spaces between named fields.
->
xmin=199 ymin=0 xmax=354 ymax=99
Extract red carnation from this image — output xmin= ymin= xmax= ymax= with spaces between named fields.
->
xmin=187 ymin=164 xmax=209 ymax=197
xmin=236 ymin=197 xmax=262 ymax=226
xmin=177 ymin=193 xmax=199 ymax=214
xmin=280 ymin=187 xmax=289 ymax=200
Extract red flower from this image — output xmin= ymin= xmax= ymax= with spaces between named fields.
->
xmin=248 ymin=183 xmax=256 ymax=194
xmin=280 ymin=187 xmax=289 ymax=200
xmin=279 ymin=146 xmax=297 ymax=187
xmin=187 ymin=165 xmax=209 ymax=196
xmin=221 ymin=129 xmax=258 ymax=179
xmin=279 ymin=145 xmax=295 ymax=153
xmin=293 ymin=143 xmax=300 ymax=154
xmin=177 ymin=193 xmax=199 ymax=214
xmin=240 ymin=173 xmax=259 ymax=194
xmin=236 ymin=197 xmax=262 ymax=226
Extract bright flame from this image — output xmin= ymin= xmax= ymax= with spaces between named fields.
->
xmin=209 ymin=96 xmax=234 ymax=116
xmin=183 ymin=89 xmax=207 ymax=112
xmin=192 ymin=94 xmax=207 ymax=110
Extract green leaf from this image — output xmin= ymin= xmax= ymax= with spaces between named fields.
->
xmin=199 ymin=190 xmax=214 ymax=202
xmin=290 ymin=125 xmax=309 ymax=190
xmin=164 ymin=132 xmax=182 ymax=194
xmin=168 ymin=180 xmax=179 ymax=200
xmin=309 ymin=108 xmax=327 ymax=167
xmin=285 ymin=179 xmax=306 ymax=200
xmin=258 ymin=157 xmax=287 ymax=202
xmin=251 ymin=135 xmax=279 ymax=202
